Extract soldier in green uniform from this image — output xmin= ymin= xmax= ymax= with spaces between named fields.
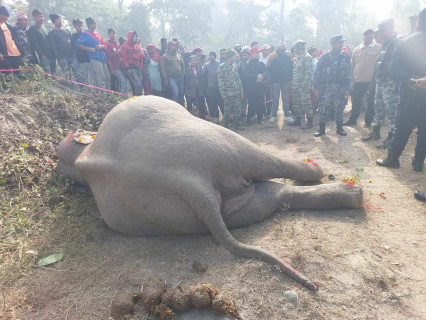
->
xmin=218 ymin=49 xmax=245 ymax=130
xmin=289 ymin=40 xmax=313 ymax=129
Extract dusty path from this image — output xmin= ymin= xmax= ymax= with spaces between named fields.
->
xmin=3 ymin=108 xmax=426 ymax=320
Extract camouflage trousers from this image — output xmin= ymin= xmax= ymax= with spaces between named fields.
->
xmin=374 ymin=81 xmax=399 ymax=134
xmin=318 ymin=85 xmax=346 ymax=123
xmin=292 ymin=85 xmax=313 ymax=118
xmin=223 ymin=95 xmax=243 ymax=127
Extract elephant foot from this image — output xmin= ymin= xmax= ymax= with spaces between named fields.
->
xmin=289 ymin=183 xmax=363 ymax=210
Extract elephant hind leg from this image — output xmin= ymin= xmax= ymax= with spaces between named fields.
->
xmin=223 ymin=181 xmax=292 ymax=229
xmin=190 ymin=185 xmax=318 ymax=291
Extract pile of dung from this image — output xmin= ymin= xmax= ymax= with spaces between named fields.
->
xmin=110 ymin=278 xmax=242 ymax=320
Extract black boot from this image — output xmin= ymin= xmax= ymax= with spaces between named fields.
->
xmin=414 ymin=191 xmax=426 ymax=202
xmin=376 ymin=132 xmax=393 ymax=149
xmin=376 ymin=150 xmax=400 ymax=169
xmin=288 ymin=117 xmax=302 ymax=126
xmin=302 ymin=117 xmax=313 ymax=130
xmin=362 ymin=125 xmax=381 ymax=142
xmin=314 ymin=123 xmax=326 ymax=137
xmin=336 ymin=122 xmax=347 ymax=136
xmin=412 ymin=155 xmax=425 ymax=172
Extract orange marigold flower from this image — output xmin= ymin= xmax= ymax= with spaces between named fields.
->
xmin=91 ymin=135 xmax=96 ymax=139
xmin=78 ymin=138 xmax=82 ymax=142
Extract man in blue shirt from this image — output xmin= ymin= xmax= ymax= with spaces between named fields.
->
xmin=77 ymin=17 xmax=110 ymax=89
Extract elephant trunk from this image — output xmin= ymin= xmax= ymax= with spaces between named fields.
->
xmin=56 ymin=133 xmax=88 ymax=185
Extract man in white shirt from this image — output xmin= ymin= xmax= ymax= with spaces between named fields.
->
xmin=344 ymin=29 xmax=381 ymax=126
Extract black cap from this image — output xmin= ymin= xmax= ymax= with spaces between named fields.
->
xmin=49 ymin=13 xmax=60 ymax=23
xmin=330 ymin=35 xmax=346 ymax=43
xmin=85 ymin=17 xmax=95 ymax=27
xmin=0 ymin=5 xmax=10 ymax=17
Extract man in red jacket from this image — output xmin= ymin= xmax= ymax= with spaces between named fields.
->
xmin=121 ymin=30 xmax=143 ymax=95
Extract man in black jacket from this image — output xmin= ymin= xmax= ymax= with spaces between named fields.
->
xmin=242 ymin=46 xmax=266 ymax=125
xmin=377 ymin=9 xmax=426 ymax=174
xmin=48 ymin=14 xmax=77 ymax=79
xmin=0 ymin=5 xmax=23 ymax=93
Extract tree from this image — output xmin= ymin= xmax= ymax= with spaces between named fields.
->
xmin=120 ymin=1 xmax=151 ymax=45
xmin=148 ymin=0 xmax=211 ymax=48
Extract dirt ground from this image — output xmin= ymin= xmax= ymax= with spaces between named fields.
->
xmin=2 ymin=86 xmax=426 ymax=319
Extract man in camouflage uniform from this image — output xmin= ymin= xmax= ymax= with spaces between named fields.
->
xmin=362 ymin=18 xmax=400 ymax=149
xmin=218 ymin=49 xmax=244 ymax=130
xmin=289 ymin=40 xmax=313 ymax=129
xmin=313 ymin=35 xmax=352 ymax=137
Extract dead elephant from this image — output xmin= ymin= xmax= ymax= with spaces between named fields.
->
xmin=57 ymin=96 xmax=363 ymax=291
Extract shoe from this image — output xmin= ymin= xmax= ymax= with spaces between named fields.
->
xmin=343 ymin=119 xmax=356 ymax=126
xmin=414 ymin=191 xmax=426 ymax=202
xmin=288 ymin=117 xmax=301 ymax=126
xmin=302 ymin=117 xmax=313 ymax=130
xmin=269 ymin=116 xmax=276 ymax=123
xmin=314 ymin=123 xmax=326 ymax=137
xmin=376 ymin=151 xmax=400 ymax=169
xmin=235 ymin=126 xmax=245 ymax=131
xmin=412 ymin=156 xmax=425 ymax=172
xmin=0 ymin=87 xmax=10 ymax=94
xmin=284 ymin=116 xmax=295 ymax=123
xmin=376 ymin=132 xmax=393 ymax=149
xmin=257 ymin=120 xmax=264 ymax=125
xmin=336 ymin=122 xmax=347 ymax=136
xmin=362 ymin=125 xmax=381 ymax=142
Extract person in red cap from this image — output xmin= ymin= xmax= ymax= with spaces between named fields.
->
xmin=241 ymin=46 xmax=266 ymax=125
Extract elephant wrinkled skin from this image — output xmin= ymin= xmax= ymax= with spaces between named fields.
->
xmin=57 ymin=96 xmax=363 ymax=291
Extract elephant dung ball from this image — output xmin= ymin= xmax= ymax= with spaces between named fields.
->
xmin=110 ymin=292 xmax=135 ymax=319
xmin=190 ymin=283 xmax=220 ymax=309
xmin=212 ymin=294 xmax=242 ymax=320
xmin=192 ymin=260 xmax=208 ymax=274
xmin=141 ymin=278 xmax=167 ymax=312
xmin=161 ymin=285 xmax=192 ymax=312
xmin=153 ymin=303 xmax=175 ymax=320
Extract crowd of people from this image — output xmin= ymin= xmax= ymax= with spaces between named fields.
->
xmin=0 ymin=5 xmax=425 ymax=200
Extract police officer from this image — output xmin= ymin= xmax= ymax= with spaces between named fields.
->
xmin=362 ymin=18 xmax=400 ymax=149
xmin=377 ymin=9 xmax=426 ymax=172
xmin=289 ymin=40 xmax=313 ymax=129
xmin=313 ymin=35 xmax=352 ymax=137
xmin=218 ymin=49 xmax=245 ymax=130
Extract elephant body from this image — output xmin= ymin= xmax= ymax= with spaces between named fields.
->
xmin=57 ymin=96 xmax=363 ymax=290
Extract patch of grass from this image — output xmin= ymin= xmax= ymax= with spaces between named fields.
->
xmin=0 ymin=78 xmax=122 ymax=287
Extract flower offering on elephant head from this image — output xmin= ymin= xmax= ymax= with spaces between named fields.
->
xmin=74 ymin=131 xmax=97 ymax=145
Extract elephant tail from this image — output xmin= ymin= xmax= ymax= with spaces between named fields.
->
xmin=198 ymin=194 xmax=319 ymax=291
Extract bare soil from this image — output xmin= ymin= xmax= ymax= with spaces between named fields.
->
xmin=1 ymin=81 xmax=425 ymax=320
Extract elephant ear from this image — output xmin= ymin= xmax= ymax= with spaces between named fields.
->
xmin=73 ymin=131 xmax=97 ymax=145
